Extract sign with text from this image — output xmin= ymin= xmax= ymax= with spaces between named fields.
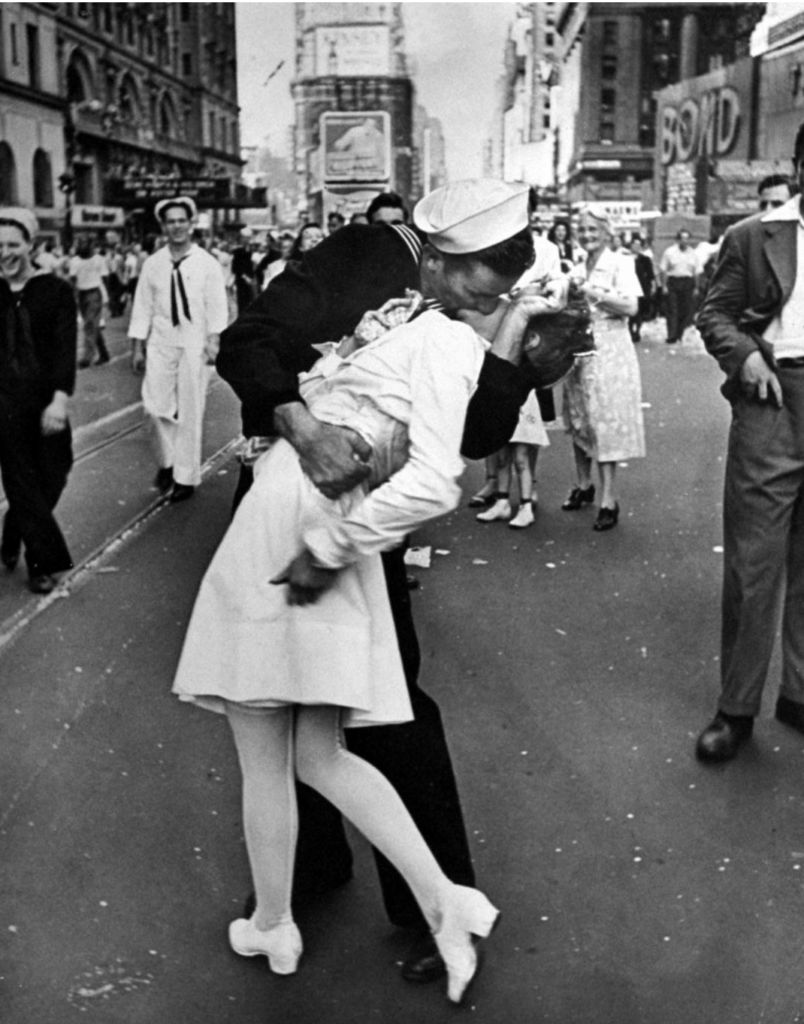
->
xmin=107 ymin=176 xmax=232 ymax=206
xmin=71 ymin=205 xmax=125 ymax=229
xmin=657 ymin=58 xmax=755 ymax=167
xmin=322 ymin=112 xmax=391 ymax=183
xmin=314 ymin=25 xmax=391 ymax=76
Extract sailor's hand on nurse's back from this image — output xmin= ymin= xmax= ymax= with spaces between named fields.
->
xmin=271 ymin=548 xmax=338 ymax=606
xmin=275 ymin=403 xmax=372 ymax=499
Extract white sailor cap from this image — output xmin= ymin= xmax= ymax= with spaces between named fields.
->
xmin=154 ymin=196 xmax=197 ymax=222
xmin=0 ymin=206 xmax=39 ymax=241
xmin=413 ymin=179 xmax=530 ymax=254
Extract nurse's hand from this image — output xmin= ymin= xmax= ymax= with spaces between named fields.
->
xmin=275 ymin=404 xmax=372 ymax=499
xmin=271 ymin=548 xmax=338 ymax=606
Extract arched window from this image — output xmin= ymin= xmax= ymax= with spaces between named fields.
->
xmin=0 ymin=142 xmax=18 ymax=205
xmin=33 ymin=149 xmax=53 ymax=207
xmin=158 ymin=93 xmax=178 ymax=137
xmin=65 ymin=49 xmax=94 ymax=104
xmin=118 ymin=74 xmax=140 ymax=123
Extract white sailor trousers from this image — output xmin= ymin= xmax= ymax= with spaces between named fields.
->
xmin=142 ymin=340 xmax=208 ymax=487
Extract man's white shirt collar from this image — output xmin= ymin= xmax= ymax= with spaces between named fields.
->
xmin=761 ymin=196 xmax=802 ymax=223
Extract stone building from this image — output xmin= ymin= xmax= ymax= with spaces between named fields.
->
xmin=550 ymin=2 xmax=763 ymax=220
xmin=291 ymin=2 xmax=426 ymax=222
xmin=0 ymin=2 xmax=242 ymax=241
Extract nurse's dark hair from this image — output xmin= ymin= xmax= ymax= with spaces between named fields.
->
xmin=440 ymin=227 xmax=535 ymax=279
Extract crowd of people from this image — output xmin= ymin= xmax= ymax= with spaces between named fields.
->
xmin=3 ymin=151 xmax=804 ymax=1007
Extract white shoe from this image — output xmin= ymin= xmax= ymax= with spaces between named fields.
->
xmin=229 ymin=916 xmax=302 ymax=975
xmin=476 ymin=498 xmax=512 ymax=523
xmin=432 ymin=885 xmax=500 ymax=1004
xmin=509 ymin=504 xmax=535 ymax=529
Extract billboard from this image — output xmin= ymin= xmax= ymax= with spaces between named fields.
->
xmin=322 ymin=112 xmax=391 ymax=183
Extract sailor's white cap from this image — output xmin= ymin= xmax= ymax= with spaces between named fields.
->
xmin=0 ymin=207 xmax=38 ymax=241
xmin=413 ymin=179 xmax=530 ymax=254
xmin=154 ymin=196 xmax=197 ymax=222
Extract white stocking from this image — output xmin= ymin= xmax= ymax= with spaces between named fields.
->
xmin=226 ymin=704 xmax=297 ymax=931
xmin=294 ymin=705 xmax=450 ymax=930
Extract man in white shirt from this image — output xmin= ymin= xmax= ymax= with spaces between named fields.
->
xmin=659 ymin=229 xmax=699 ymax=343
xmin=129 ymin=197 xmax=228 ymax=502
xmin=696 ymin=122 xmax=804 ymax=762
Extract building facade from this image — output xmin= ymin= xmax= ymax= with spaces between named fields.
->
xmin=292 ymin=2 xmax=427 ymax=222
xmin=549 ymin=3 xmax=763 ymax=228
xmin=1 ymin=2 xmax=243 ymax=241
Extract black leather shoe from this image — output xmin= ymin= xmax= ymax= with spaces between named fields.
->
xmin=400 ymin=934 xmax=447 ymax=984
xmin=169 ymin=483 xmax=195 ymax=503
xmin=1 ymin=541 xmax=20 ymax=571
xmin=561 ymin=485 xmax=595 ymax=511
xmin=28 ymin=574 xmax=57 ymax=595
xmin=154 ymin=467 xmax=174 ymax=493
xmin=695 ymin=712 xmax=754 ymax=763
xmin=775 ymin=696 xmax=804 ymax=735
xmin=593 ymin=503 xmax=620 ymax=531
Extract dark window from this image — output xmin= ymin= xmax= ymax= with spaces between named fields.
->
xmin=10 ymin=23 xmax=18 ymax=65
xmin=103 ymin=7 xmax=112 ymax=33
xmin=181 ymin=5 xmax=191 ymax=21
xmin=545 ymin=32 xmax=554 ymax=47
xmin=602 ymin=20 xmax=618 ymax=46
xmin=602 ymin=54 xmax=617 ymax=80
xmin=208 ymin=112 xmax=216 ymax=148
xmin=600 ymin=88 xmax=616 ymax=142
xmin=33 ymin=149 xmax=53 ymax=207
xmin=26 ymin=24 xmax=40 ymax=89
xmin=66 ymin=59 xmax=86 ymax=103
xmin=0 ymin=142 xmax=18 ymax=204
xmin=182 ymin=52 xmax=192 ymax=76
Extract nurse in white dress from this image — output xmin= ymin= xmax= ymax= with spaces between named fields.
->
xmin=172 ymin=180 xmax=542 ymax=1004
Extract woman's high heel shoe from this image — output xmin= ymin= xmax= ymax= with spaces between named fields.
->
xmin=432 ymin=885 xmax=500 ymax=1004
xmin=228 ymin=916 xmax=303 ymax=975
xmin=593 ymin=503 xmax=620 ymax=531
xmin=561 ymin=484 xmax=595 ymax=511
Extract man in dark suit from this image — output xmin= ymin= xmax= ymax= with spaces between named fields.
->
xmin=695 ymin=122 xmax=804 ymax=763
xmin=217 ymin=180 xmax=543 ymax=981
xmin=628 ymin=235 xmax=655 ymax=343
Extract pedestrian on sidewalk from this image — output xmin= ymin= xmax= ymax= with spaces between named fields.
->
xmin=68 ymin=238 xmax=108 ymax=367
xmin=561 ymin=206 xmax=645 ymax=531
xmin=216 ymin=179 xmax=537 ymax=986
xmin=128 ymin=196 xmax=228 ymax=503
xmin=658 ymin=229 xmax=699 ymax=344
xmin=174 ymin=187 xmax=544 ymax=1000
xmin=695 ymin=123 xmax=804 ymax=764
xmin=467 ymin=190 xmax=566 ymax=518
xmin=0 ymin=207 xmax=76 ymax=594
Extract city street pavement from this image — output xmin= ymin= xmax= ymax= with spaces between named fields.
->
xmin=3 ymin=322 xmax=804 ymax=1024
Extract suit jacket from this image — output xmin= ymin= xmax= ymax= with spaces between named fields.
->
xmin=697 ymin=199 xmax=800 ymax=400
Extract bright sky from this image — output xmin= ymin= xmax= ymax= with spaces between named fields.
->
xmin=236 ymin=1 xmax=517 ymax=179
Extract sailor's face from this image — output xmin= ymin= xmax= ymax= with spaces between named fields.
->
xmin=423 ymin=251 xmax=517 ymax=316
xmin=163 ymin=209 xmax=192 ymax=247
xmin=0 ymin=225 xmax=32 ymax=282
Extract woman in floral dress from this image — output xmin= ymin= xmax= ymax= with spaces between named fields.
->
xmin=561 ymin=208 xmax=645 ymax=531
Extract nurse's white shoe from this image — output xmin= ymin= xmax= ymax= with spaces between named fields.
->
xmin=228 ymin=916 xmax=302 ymax=975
